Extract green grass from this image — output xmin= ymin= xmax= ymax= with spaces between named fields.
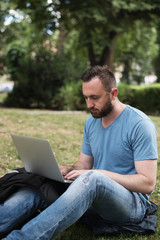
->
xmin=0 ymin=92 xmax=8 ymax=103
xmin=0 ymin=108 xmax=159 ymax=240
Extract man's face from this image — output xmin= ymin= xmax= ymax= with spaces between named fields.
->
xmin=82 ymin=77 xmax=113 ymax=118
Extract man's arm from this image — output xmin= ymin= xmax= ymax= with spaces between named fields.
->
xmin=97 ymin=159 xmax=157 ymax=195
xmin=59 ymin=152 xmax=94 ymax=177
xmin=64 ymin=156 xmax=157 ymax=195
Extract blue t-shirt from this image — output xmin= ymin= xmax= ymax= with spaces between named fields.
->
xmin=81 ymin=105 xmax=158 ymax=201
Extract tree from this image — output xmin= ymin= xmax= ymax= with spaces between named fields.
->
xmin=153 ymin=19 xmax=160 ymax=83
xmin=114 ymin=21 xmax=158 ymax=84
xmin=0 ymin=1 xmax=88 ymax=109
xmin=2 ymin=0 xmax=160 ymax=70
xmin=4 ymin=45 xmax=87 ymax=109
xmin=56 ymin=0 xmax=160 ymax=69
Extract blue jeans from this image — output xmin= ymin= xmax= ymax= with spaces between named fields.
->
xmin=0 ymin=188 xmax=47 ymax=238
xmin=1 ymin=171 xmax=148 ymax=240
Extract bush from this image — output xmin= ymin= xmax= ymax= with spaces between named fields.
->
xmin=54 ymin=80 xmax=86 ymax=110
xmin=118 ymin=83 xmax=160 ymax=115
xmin=4 ymin=46 xmax=87 ymax=109
xmin=4 ymin=47 xmax=64 ymax=108
xmin=117 ymin=83 xmax=135 ymax=106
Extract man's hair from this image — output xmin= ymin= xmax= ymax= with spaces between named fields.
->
xmin=81 ymin=65 xmax=117 ymax=93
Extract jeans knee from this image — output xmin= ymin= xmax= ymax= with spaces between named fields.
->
xmin=79 ymin=170 xmax=103 ymax=186
xmin=0 ymin=188 xmax=45 ymax=235
xmin=0 ymin=204 xmax=16 ymax=234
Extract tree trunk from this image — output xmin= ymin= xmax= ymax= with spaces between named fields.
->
xmin=100 ymin=41 xmax=115 ymax=70
xmin=154 ymin=22 xmax=160 ymax=82
xmin=57 ymin=21 xmax=68 ymax=56
xmin=87 ymin=32 xmax=117 ymax=71
xmin=121 ymin=59 xmax=131 ymax=84
xmin=87 ymin=42 xmax=96 ymax=67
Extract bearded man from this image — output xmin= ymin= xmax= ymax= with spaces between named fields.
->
xmin=1 ymin=65 xmax=158 ymax=240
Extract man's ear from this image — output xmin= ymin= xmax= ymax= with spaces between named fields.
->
xmin=111 ymin=88 xmax=118 ymax=100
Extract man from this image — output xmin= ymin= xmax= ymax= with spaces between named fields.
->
xmin=1 ymin=65 xmax=158 ymax=239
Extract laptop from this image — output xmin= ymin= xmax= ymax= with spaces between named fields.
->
xmin=11 ymin=134 xmax=73 ymax=183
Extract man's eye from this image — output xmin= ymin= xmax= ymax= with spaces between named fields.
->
xmin=92 ymin=96 xmax=98 ymax=100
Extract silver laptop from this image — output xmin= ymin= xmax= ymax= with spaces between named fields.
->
xmin=11 ymin=134 xmax=73 ymax=183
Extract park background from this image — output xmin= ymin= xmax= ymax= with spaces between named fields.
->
xmin=0 ymin=1 xmax=160 ymax=239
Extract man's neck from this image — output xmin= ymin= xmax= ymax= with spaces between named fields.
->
xmin=101 ymin=101 xmax=126 ymax=128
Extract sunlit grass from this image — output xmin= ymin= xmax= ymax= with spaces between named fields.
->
xmin=0 ymin=92 xmax=7 ymax=102
xmin=0 ymin=108 xmax=159 ymax=239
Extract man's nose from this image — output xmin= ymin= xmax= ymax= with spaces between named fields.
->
xmin=86 ymin=99 xmax=94 ymax=109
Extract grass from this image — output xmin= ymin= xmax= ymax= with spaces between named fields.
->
xmin=0 ymin=92 xmax=7 ymax=103
xmin=0 ymin=108 xmax=159 ymax=240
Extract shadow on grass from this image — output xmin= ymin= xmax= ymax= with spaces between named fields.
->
xmin=52 ymin=220 xmax=160 ymax=240
xmin=53 ymin=222 xmax=95 ymax=240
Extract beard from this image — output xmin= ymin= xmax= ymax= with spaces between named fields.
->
xmin=89 ymin=100 xmax=113 ymax=119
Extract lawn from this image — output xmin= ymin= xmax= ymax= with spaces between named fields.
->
xmin=0 ymin=108 xmax=159 ymax=240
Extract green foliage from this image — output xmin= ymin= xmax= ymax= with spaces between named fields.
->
xmin=57 ymin=0 xmax=160 ymax=67
xmin=1 ymin=0 xmax=160 ymax=111
xmin=3 ymin=0 xmax=160 ymax=69
xmin=153 ymin=20 xmax=160 ymax=83
xmin=4 ymin=47 xmax=63 ymax=108
xmin=118 ymin=83 xmax=160 ymax=115
xmin=4 ymin=45 xmax=87 ymax=109
xmin=117 ymin=83 xmax=135 ymax=106
xmin=115 ymin=21 xmax=158 ymax=84
xmin=54 ymin=81 xmax=86 ymax=111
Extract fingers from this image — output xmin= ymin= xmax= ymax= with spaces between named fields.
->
xmin=65 ymin=170 xmax=88 ymax=180
xmin=65 ymin=170 xmax=78 ymax=180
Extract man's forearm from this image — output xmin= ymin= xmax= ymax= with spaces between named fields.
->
xmin=97 ymin=169 xmax=156 ymax=195
xmin=72 ymin=160 xmax=91 ymax=170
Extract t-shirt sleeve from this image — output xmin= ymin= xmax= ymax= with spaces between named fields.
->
xmin=81 ymin=122 xmax=93 ymax=156
xmin=131 ymin=119 xmax=158 ymax=161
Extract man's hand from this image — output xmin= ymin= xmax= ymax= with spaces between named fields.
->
xmin=59 ymin=152 xmax=93 ymax=180
xmin=64 ymin=169 xmax=90 ymax=180
xmin=59 ymin=165 xmax=73 ymax=176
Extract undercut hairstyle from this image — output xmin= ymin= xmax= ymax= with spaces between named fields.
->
xmin=81 ymin=65 xmax=117 ymax=93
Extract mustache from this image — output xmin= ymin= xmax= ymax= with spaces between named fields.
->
xmin=89 ymin=107 xmax=99 ymax=111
